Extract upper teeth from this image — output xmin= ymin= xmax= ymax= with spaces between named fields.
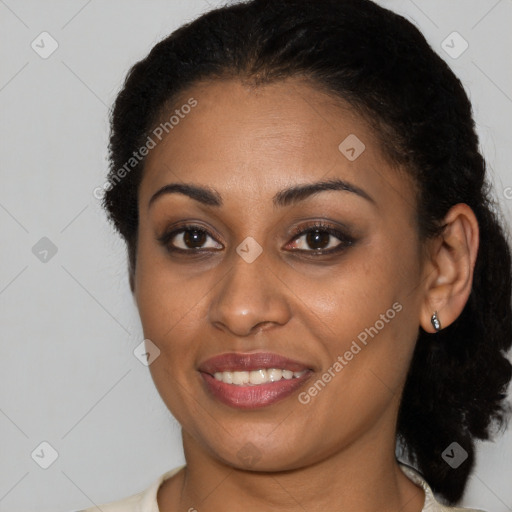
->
xmin=213 ymin=369 xmax=307 ymax=385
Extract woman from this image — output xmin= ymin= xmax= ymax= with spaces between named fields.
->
xmin=81 ymin=0 xmax=512 ymax=510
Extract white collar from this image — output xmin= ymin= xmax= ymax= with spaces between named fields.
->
xmin=398 ymin=461 xmax=485 ymax=512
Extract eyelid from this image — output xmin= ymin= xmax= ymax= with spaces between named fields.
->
xmin=288 ymin=219 xmax=354 ymax=240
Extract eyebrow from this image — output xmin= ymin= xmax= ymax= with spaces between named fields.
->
xmin=147 ymin=177 xmax=375 ymax=210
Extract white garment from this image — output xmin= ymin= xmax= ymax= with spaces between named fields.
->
xmin=76 ymin=462 xmax=487 ymax=512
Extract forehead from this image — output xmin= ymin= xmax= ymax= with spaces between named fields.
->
xmin=139 ymin=77 xmax=413 ymax=212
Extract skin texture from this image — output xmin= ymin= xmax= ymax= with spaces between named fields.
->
xmin=132 ymin=77 xmax=479 ymax=512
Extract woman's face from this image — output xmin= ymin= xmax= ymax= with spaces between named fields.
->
xmin=134 ymin=77 xmax=428 ymax=471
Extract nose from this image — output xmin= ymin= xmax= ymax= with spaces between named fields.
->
xmin=208 ymin=250 xmax=292 ymax=337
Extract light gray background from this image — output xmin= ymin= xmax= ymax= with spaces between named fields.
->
xmin=1 ymin=1 xmax=511 ymax=511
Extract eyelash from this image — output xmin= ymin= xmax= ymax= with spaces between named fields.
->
xmin=157 ymin=220 xmax=355 ymax=257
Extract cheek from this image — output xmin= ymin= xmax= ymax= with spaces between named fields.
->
xmin=293 ymin=233 xmax=417 ymax=335
xmin=136 ymin=268 xmax=207 ymax=355
xmin=135 ymin=218 xmax=421 ymax=350
xmin=293 ymin=232 xmax=421 ymax=405
xmin=134 ymin=234 xmax=188 ymax=353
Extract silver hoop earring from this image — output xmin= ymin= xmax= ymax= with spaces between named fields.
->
xmin=431 ymin=311 xmax=441 ymax=332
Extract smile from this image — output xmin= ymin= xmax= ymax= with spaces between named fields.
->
xmin=198 ymin=352 xmax=313 ymax=409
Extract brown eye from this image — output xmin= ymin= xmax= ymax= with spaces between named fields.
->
xmin=182 ymin=229 xmax=208 ymax=249
xmin=157 ymin=225 xmax=223 ymax=253
xmin=305 ymin=230 xmax=332 ymax=250
xmin=288 ymin=221 xmax=355 ymax=255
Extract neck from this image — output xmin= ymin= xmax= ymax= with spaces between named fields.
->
xmin=158 ymin=417 xmax=425 ymax=512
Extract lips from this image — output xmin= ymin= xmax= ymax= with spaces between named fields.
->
xmin=198 ymin=352 xmax=313 ymax=409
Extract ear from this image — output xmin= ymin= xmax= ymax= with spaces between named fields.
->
xmin=419 ymin=203 xmax=479 ymax=333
